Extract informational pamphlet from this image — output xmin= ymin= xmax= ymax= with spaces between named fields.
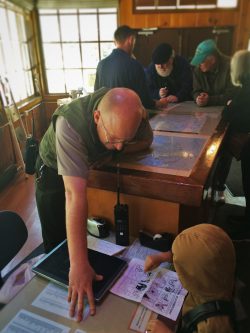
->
xmin=111 ymin=258 xmax=187 ymax=321
xmin=32 ymin=282 xmax=89 ymax=320
xmin=1 ymin=309 xmax=70 ymax=333
xmin=87 ymin=235 xmax=126 ymax=256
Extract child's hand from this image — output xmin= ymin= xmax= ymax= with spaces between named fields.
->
xmin=144 ymin=251 xmax=173 ymax=272
xmin=144 ymin=254 xmax=161 ymax=272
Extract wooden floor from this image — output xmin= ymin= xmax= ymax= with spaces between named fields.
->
xmin=0 ymin=172 xmax=43 ymax=278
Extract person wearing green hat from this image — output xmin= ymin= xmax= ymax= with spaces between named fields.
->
xmin=191 ymin=40 xmax=238 ymax=203
xmin=191 ymin=39 xmax=236 ymax=107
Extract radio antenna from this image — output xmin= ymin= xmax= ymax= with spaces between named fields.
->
xmin=116 ymin=163 xmax=120 ymax=205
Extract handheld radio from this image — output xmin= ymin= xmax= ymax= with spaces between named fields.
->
xmin=114 ymin=164 xmax=129 ymax=246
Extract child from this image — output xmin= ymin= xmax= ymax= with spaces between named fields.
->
xmin=144 ymin=224 xmax=236 ymax=333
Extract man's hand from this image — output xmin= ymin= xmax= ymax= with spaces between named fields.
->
xmin=68 ymin=261 xmax=103 ymax=322
xmin=155 ymin=97 xmax=168 ymax=109
xmin=159 ymin=87 xmax=168 ymax=98
xmin=166 ymin=95 xmax=178 ymax=103
xmin=196 ymin=92 xmax=209 ymax=106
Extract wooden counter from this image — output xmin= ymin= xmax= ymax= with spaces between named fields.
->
xmin=87 ymin=102 xmax=227 ymax=236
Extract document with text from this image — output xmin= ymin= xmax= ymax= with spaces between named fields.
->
xmin=1 ymin=309 xmax=70 ymax=333
xmin=32 ymin=282 xmax=90 ymax=320
xmin=111 ymin=258 xmax=187 ymax=320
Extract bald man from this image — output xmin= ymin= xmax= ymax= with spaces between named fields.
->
xmin=35 ymin=87 xmax=152 ymax=322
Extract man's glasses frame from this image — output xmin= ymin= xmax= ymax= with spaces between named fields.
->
xmin=99 ymin=113 xmax=137 ymax=146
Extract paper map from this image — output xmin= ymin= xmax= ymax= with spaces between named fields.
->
xmin=150 ymin=113 xmax=207 ymax=133
xmin=115 ymin=132 xmax=208 ymax=177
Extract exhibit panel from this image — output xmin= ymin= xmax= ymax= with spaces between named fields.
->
xmin=87 ymin=102 xmax=226 ymax=236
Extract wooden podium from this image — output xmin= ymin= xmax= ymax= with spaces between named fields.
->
xmin=87 ymin=102 xmax=226 ymax=237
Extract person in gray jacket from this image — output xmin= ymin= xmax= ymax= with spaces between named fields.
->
xmin=191 ymin=39 xmax=237 ymax=203
xmin=191 ymin=39 xmax=235 ymax=107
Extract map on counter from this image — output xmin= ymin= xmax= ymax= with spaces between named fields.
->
xmin=167 ymin=101 xmax=223 ymax=114
xmin=113 ymin=132 xmax=208 ymax=177
xmin=150 ymin=113 xmax=207 ymax=133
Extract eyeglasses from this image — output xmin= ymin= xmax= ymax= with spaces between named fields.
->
xmin=99 ymin=113 xmax=136 ymax=146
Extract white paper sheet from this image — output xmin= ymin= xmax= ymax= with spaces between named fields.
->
xmin=111 ymin=258 xmax=187 ymax=321
xmin=32 ymin=282 xmax=90 ymax=320
xmin=87 ymin=235 xmax=126 ymax=255
xmin=121 ymin=239 xmax=160 ymax=261
xmin=111 ymin=258 xmax=158 ymax=302
xmin=129 ymin=304 xmax=157 ymax=333
xmin=1 ymin=309 xmax=70 ymax=333
xmin=141 ymin=268 xmax=187 ymax=321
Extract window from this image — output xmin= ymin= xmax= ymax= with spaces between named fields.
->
xmin=134 ymin=0 xmax=238 ymax=11
xmin=38 ymin=8 xmax=117 ymax=94
xmin=0 ymin=1 xmax=36 ymax=103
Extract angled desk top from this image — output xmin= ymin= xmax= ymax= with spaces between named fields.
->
xmin=88 ymin=102 xmax=226 ymax=207
xmin=0 ymin=275 xmax=139 ymax=333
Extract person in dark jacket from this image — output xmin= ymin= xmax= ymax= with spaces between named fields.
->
xmin=145 ymin=43 xmax=193 ymax=102
xmin=191 ymin=39 xmax=237 ymax=202
xmin=94 ymin=25 xmax=168 ymax=110
xmin=222 ymin=50 xmax=250 ymax=239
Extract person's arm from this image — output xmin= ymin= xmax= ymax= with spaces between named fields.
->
xmin=63 ymin=175 xmax=103 ymax=322
xmin=155 ymin=97 xmax=169 ymax=109
xmin=196 ymin=92 xmax=209 ymax=106
xmin=192 ymin=68 xmax=205 ymax=102
xmin=192 ymin=68 xmax=209 ymax=106
xmin=145 ymin=65 xmax=161 ymax=100
xmin=55 ymin=117 xmax=102 ymax=322
xmin=144 ymin=251 xmax=173 ymax=272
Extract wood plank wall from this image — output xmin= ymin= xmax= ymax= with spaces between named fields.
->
xmin=119 ymin=0 xmax=250 ymax=51
xmin=1 ymin=0 xmax=250 ymax=182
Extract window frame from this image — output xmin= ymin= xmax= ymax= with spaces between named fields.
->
xmin=0 ymin=0 xmax=39 ymax=105
xmin=133 ymin=0 xmax=239 ymax=13
xmin=38 ymin=7 xmax=117 ymax=95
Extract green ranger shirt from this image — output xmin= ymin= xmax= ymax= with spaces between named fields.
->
xmin=39 ymin=87 xmax=110 ymax=177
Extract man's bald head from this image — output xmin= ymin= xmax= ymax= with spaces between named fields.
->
xmin=99 ymin=87 xmax=143 ymax=118
xmin=96 ymin=88 xmax=144 ymax=148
